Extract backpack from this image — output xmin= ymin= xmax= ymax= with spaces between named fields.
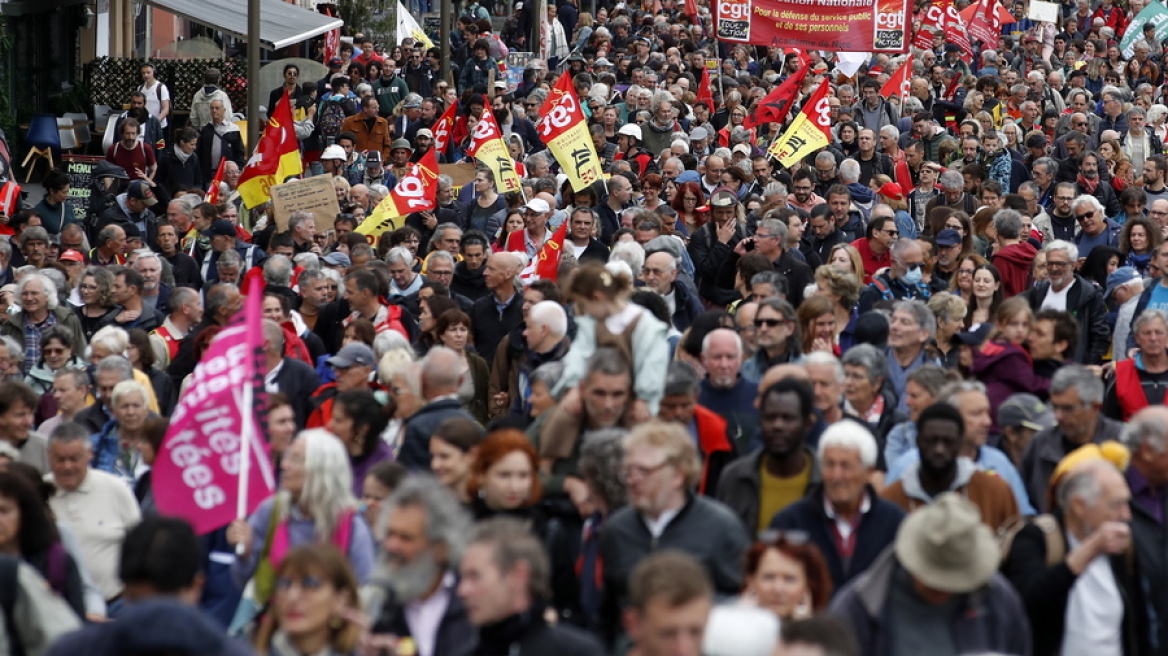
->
xmin=998 ymin=513 xmax=1065 ymax=567
xmin=319 ymin=99 xmax=347 ymax=139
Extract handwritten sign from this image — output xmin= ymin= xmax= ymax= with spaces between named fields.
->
xmin=62 ymin=155 xmax=103 ymax=223
xmin=1028 ymin=0 xmax=1058 ymax=22
xmin=270 ymin=175 xmax=338 ymax=232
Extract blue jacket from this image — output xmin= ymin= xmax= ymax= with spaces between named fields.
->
xmin=770 ymin=485 xmax=905 ymax=591
xmin=399 ymin=398 xmax=478 ymax=471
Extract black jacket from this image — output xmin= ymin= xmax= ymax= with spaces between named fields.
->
xmin=272 ymin=357 xmax=321 ymax=429
xmin=153 ymin=146 xmax=204 ymax=202
xmin=399 ymin=398 xmax=478 ymax=470
xmin=714 ymin=247 xmax=814 ymax=307
xmin=1129 ymin=480 xmax=1168 ymax=652
xmin=1025 ymin=275 xmax=1109 ymax=364
xmin=688 ymin=220 xmax=747 ymax=298
xmin=195 ymin=124 xmax=245 ymax=182
xmin=472 ymin=608 xmax=603 ymax=656
xmin=770 ymin=484 xmax=905 ymax=590
xmin=470 ymin=291 xmax=524 ymax=372
xmin=573 ymin=238 xmax=610 ymax=264
xmin=451 ymin=262 xmax=489 ymax=301
xmin=598 ymin=494 xmax=750 ymax=644
xmin=1002 ymin=514 xmax=1149 ymax=656
xmin=162 ymin=251 xmax=202 ymax=290
xmin=373 ymin=576 xmax=476 ymax=656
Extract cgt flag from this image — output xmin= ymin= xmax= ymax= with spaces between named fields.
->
xmin=468 ymin=108 xmax=522 ymax=193
xmin=536 ymin=73 xmax=604 ymax=192
xmin=237 ymin=90 xmax=304 ymax=209
xmin=966 ymin=0 xmax=1003 ymax=49
xmin=880 ymin=55 xmax=913 ymax=106
xmin=697 ymin=65 xmax=715 ymax=110
xmin=431 ymin=100 xmax=458 ymax=158
xmin=766 ymin=77 xmax=833 ymax=168
xmin=744 ymin=65 xmax=809 ymax=129
xmin=520 ymin=220 xmax=569 ymax=282
xmin=356 ymin=147 xmax=440 ymax=239
xmin=153 ymin=268 xmax=274 ymax=534
xmin=205 ymin=157 xmax=227 ymax=206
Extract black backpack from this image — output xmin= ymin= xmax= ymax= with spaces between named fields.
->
xmin=0 ymin=555 xmax=25 ymax=656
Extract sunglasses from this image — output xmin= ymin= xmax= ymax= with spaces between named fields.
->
xmin=754 ymin=318 xmax=789 ymax=328
xmin=1076 ymin=211 xmax=1095 ymax=221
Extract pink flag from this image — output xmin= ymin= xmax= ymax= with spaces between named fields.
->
xmin=153 ymin=269 xmax=275 ymax=534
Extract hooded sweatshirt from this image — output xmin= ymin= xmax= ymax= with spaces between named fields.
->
xmin=970 ymin=340 xmax=1051 ymax=434
xmin=881 ymin=457 xmax=1019 ymax=530
xmin=451 ymin=261 xmax=489 ymax=301
xmin=992 ymin=241 xmax=1038 ymax=297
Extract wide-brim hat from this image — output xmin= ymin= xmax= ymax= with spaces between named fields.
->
xmin=895 ymin=492 xmax=1000 ymax=594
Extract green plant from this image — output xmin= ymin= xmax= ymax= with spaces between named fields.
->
xmin=0 ymin=17 xmax=15 ymax=141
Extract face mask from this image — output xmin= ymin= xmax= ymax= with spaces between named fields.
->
xmin=903 ymin=265 xmax=923 ymax=286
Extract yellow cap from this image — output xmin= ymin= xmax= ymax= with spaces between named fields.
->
xmin=1051 ymin=441 xmax=1130 ymax=486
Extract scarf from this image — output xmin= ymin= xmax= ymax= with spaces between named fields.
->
xmin=1076 ymin=172 xmax=1099 ymax=194
xmin=173 ymin=144 xmax=193 ymax=164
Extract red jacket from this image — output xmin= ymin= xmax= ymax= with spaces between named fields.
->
xmin=850 ymin=237 xmax=890 ymax=285
xmin=693 ymin=404 xmax=735 ymax=497
xmin=1114 ymin=358 xmax=1168 ymax=421
xmin=992 ymin=241 xmax=1038 ymax=298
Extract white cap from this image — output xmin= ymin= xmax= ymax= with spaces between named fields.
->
xmin=732 ymin=144 xmax=751 ymax=156
xmin=618 ymin=123 xmax=643 ymax=140
xmin=321 ymin=145 xmax=347 ymax=161
xmin=522 ymin=198 xmax=551 ymax=214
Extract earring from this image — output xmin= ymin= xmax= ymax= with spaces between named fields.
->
xmin=329 ymin=615 xmax=344 ymax=630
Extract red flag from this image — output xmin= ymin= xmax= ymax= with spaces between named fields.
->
xmin=914 ymin=2 xmax=944 ymax=49
xmin=322 ymin=7 xmax=339 ymax=63
xmin=940 ymin=0 xmax=974 ymax=63
xmin=356 ymin=147 xmax=441 ymax=238
xmin=684 ymin=0 xmax=698 ymax=22
xmin=943 ymin=72 xmax=963 ymax=101
xmin=744 ymin=65 xmax=809 ymax=129
xmin=205 ymin=157 xmax=227 ymax=206
xmin=431 ymin=100 xmax=459 ymax=158
xmin=697 ymin=65 xmax=714 ymax=110
xmin=880 ymin=55 xmax=913 ymax=106
xmin=791 ymin=48 xmax=811 ymax=70
xmin=153 ymin=268 xmax=274 ymax=534
xmin=967 ymin=0 xmax=1003 ymax=49
xmin=520 ymin=220 xmax=569 ymax=282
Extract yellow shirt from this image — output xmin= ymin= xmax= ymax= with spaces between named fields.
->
xmin=757 ymin=454 xmax=812 ymax=534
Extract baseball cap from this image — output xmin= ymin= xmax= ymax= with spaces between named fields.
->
xmin=732 ymin=144 xmax=751 ymax=156
xmin=618 ymin=124 xmax=643 ymax=140
xmin=323 ymin=251 xmax=352 ymax=267
xmin=365 ymin=150 xmax=382 ymax=167
xmin=998 ymin=393 xmax=1055 ymax=432
xmin=327 ymin=343 xmax=377 ymax=368
xmin=59 ymin=249 xmax=85 ymax=263
xmin=208 ymin=220 xmax=236 ymax=237
xmin=328 ymin=56 xmax=344 ymax=66
xmin=127 ymin=180 xmax=158 ymax=207
xmin=391 ymin=138 xmax=412 ymax=152
xmin=944 ymin=43 xmax=960 ymax=53
xmin=1106 ymin=265 xmax=1140 ymax=298
xmin=321 ymin=145 xmax=347 ymax=161
xmin=878 ymin=182 xmax=904 ymax=201
xmin=417 ymin=128 xmax=434 ymax=139
xmin=1026 ymin=133 xmax=1049 ymax=148
xmin=935 ymin=229 xmax=962 ymax=248
xmin=522 ymin=198 xmax=551 ymax=214
xmin=709 ymin=190 xmax=738 ymax=207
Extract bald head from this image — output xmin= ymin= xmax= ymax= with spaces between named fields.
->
xmin=756 ymin=363 xmax=811 ymax=409
xmin=421 ymin=346 xmax=465 ymax=399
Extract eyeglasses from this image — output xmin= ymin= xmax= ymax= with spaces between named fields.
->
xmin=754 ymin=318 xmax=790 ymax=328
xmin=621 ymin=460 xmax=670 ymax=481
xmin=1046 ymin=260 xmax=1072 ymax=268
xmin=1075 ymin=211 xmax=1095 ymax=221
xmin=958 ymin=268 xmax=976 ymax=276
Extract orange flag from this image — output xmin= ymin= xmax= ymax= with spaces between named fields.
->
xmin=237 ymin=90 xmax=304 ymax=208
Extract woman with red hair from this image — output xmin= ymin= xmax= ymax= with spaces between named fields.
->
xmin=467 ymin=430 xmax=545 ymax=532
xmin=741 ymin=532 xmax=833 ymax=621
xmin=670 ymin=181 xmax=709 ymax=238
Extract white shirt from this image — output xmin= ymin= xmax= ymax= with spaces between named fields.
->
xmin=264 ymin=359 xmax=285 ymax=394
xmin=642 ymin=506 xmax=682 ymax=539
xmin=824 ymin=491 xmax=871 ymax=544
xmin=1042 ymin=279 xmax=1074 ymax=312
xmin=404 ymin=571 xmax=456 ymax=656
xmin=139 ymin=80 xmax=171 ymax=128
xmin=1061 ymin=534 xmax=1123 ymax=656
xmin=48 ymin=469 xmax=142 ymax=601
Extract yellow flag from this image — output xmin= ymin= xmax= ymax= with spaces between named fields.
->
xmin=536 ymin=73 xmax=605 ymax=191
xmin=467 ymin=108 xmax=522 ymax=193
xmin=767 ymin=78 xmax=833 ymax=169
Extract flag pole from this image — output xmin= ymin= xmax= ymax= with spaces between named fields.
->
xmin=235 ymin=383 xmax=253 ymax=556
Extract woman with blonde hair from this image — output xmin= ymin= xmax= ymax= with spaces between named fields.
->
xmin=252 ymin=544 xmax=362 ymax=656
xmin=813 ymin=264 xmax=861 ymax=351
xmin=948 ymin=253 xmax=989 ymax=303
xmin=826 ymin=243 xmax=865 ymax=287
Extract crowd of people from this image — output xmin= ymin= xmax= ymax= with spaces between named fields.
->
xmin=6 ymin=0 xmax=1168 ymax=654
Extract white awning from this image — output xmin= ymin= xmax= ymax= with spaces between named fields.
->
xmin=144 ymin=0 xmax=343 ymax=50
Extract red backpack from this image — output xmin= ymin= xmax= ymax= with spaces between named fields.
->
xmin=280 ymin=322 xmax=313 ymax=365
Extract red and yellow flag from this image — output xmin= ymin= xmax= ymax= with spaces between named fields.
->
xmin=356 ymin=147 xmax=440 ymax=239
xmin=767 ymin=78 xmax=833 ymax=168
xmin=237 ymin=90 xmax=304 ymax=209
xmin=468 ymin=108 xmax=522 ymax=193
xmin=205 ymin=157 xmax=227 ymax=206
xmin=536 ymin=74 xmax=604 ymax=192
xmin=520 ymin=220 xmax=568 ymax=282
